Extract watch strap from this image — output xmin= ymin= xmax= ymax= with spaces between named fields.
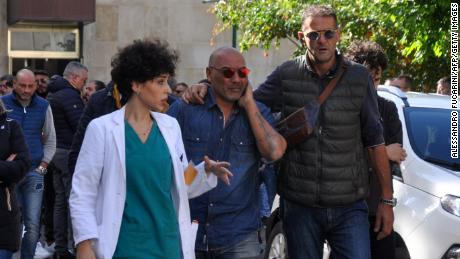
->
xmin=380 ymin=197 xmax=397 ymax=207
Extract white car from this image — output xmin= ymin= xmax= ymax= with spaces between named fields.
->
xmin=264 ymin=86 xmax=460 ymax=259
xmin=378 ymin=86 xmax=460 ymax=259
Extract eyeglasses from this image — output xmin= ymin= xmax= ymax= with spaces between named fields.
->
xmin=209 ymin=66 xmax=250 ymax=79
xmin=305 ymin=29 xmax=337 ymax=41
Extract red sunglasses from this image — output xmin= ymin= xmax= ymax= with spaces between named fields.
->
xmin=209 ymin=66 xmax=250 ymax=78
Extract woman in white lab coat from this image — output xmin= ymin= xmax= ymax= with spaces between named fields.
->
xmin=70 ymin=39 xmax=232 ymax=259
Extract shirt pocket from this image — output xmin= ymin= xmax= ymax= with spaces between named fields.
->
xmin=183 ymin=133 xmax=209 ymax=163
xmin=231 ymin=134 xmax=256 ymax=154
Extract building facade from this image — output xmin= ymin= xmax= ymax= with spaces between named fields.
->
xmin=0 ymin=0 xmax=294 ymax=87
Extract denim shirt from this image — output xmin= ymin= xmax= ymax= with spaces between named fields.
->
xmin=168 ymin=89 xmax=274 ymax=251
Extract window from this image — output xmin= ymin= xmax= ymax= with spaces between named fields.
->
xmin=8 ymin=26 xmax=79 ymax=59
xmin=404 ymin=107 xmax=460 ymax=171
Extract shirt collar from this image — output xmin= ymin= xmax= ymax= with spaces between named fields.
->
xmin=304 ymin=50 xmax=343 ymax=79
xmin=12 ymin=91 xmax=36 ymax=107
xmin=67 ymin=78 xmax=78 ymax=90
xmin=204 ymin=83 xmax=218 ymax=110
xmin=204 ymin=83 xmax=240 ymax=114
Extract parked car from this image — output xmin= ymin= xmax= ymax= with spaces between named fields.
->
xmin=264 ymin=86 xmax=460 ymax=259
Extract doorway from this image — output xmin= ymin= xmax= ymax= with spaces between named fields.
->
xmin=11 ymin=58 xmax=78 ymax=76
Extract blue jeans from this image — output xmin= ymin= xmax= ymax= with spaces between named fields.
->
xmin=259 ymin=164 xmax=277 ymax=218
xmin=195 ymin=230 xmax=264 ymax=259
xmin=281 ymin=199 xmax=370 ymax=259
xmin=16 ymin=171 xmax=44 ymax=259
xmin=259 ymin=183 xmax=271 ymax=218
xmin=0 ymin=249 xmax=13 ymax=259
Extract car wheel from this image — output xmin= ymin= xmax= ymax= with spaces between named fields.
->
xmin=395 ymin=234 xmax=411 ymax=259
xmin=264 ymin=221 xmax=288 ymax=259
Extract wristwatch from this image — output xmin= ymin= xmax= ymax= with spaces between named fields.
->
xmin=34 ymin=166 xmax=48 ymax=175
xmin=380 ymin=197 xmax=397 ymax=207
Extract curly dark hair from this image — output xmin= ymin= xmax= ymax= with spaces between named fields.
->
xmin=345 ymin=40 xmax=388 ymax=71
xmin=110 ymin=39 xmax=179 ymax=99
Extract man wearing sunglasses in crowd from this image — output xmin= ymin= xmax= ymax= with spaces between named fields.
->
xmin=183 ymin=5 xmax=394 ymax=259
xmin=168 ymin=47 xmax=287 ymax=259
xmin=35 ymin=70 xmax=50 ymax=99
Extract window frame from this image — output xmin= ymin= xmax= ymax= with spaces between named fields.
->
xmin=8 ymin=25 xmax=80 ymax=59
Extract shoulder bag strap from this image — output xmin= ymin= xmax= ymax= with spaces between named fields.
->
xmin=318 ymin=61 xmax=348 ymax=105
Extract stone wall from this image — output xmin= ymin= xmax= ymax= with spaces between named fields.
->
xmin=83 ymin=0 xmax=295 ymax=88
xmin=0 ymin=0 xmax=296 ymax=86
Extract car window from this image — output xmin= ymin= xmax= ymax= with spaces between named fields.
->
xmin=404 ymin=107 xmax=460 ymax=171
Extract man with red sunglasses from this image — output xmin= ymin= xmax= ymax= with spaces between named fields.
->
xmin=168 ymin=47 xmax=287 ymax=259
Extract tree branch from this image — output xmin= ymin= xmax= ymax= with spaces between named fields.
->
xmin=287 ymin=36 xmax=302 ymax=49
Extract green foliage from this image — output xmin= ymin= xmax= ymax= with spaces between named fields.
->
xmin=211 ymin=0 xmax=451 ymax=92
xmin=213 ymin=0 xmax=304 ymax=50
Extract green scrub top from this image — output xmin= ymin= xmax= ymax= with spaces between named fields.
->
xmin=113 ymin=121 xmax=180 ymax=259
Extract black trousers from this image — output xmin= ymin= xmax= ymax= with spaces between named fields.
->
xmin=52 ymin=148 xmax=73 ymax=253
xmin=42 ymin=162 xmax=55 ymax=244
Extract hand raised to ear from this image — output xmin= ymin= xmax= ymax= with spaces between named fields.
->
xmin=238 ymin=84 xmax=255 ymax=110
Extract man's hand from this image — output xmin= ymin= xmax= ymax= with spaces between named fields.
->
xmin=238 ymin=84 xmax=255 ymax=109
xmin=368 ymin=144 xmax=394 ymax=239
xmin=6 ymin=153 xmax=16 ymax=161
xmin=182 ymin=83 xmax=208 ymax=104
xmin=374 ymin=203 xmax=394 ymax=240
xmin=385 ymin=143 xmax=407 ymax=164
xmin=204 ymin=155 xmax=233 ymax=185
xmin=39 ymin=161 xmax=49 ymax=169
xmin=76 ymin=240 xmax=96 ymax=259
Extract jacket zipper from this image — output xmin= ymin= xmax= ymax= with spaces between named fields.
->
xmin=5 ymin=187 xmax=12 ymax=211
xmin=22 ymin=106 xmax=27 ymax=125
xmin=316 ymin=125 xmax=322 ymax=204
xmin=315 ymin=80 xmax=324 ymax=205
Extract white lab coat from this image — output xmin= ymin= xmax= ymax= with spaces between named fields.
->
xmin=70 ymin=107 xmax=217 ymax=259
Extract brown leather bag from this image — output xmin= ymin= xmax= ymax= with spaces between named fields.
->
xmin=276 ymin=62 xmax=347 ymax=148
